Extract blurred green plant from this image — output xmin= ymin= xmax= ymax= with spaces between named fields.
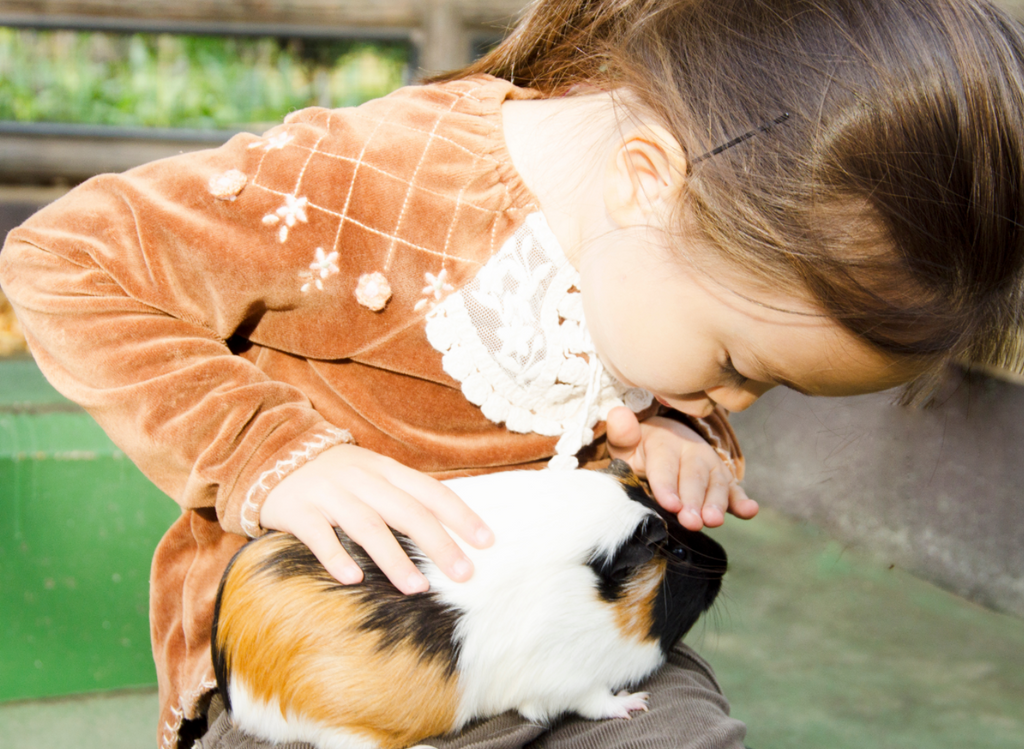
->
xmin=0 ymin=28 xmax=410 ymax=130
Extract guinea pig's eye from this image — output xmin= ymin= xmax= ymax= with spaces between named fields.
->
xmin=669 ymin=544 xmax=691 ymax=561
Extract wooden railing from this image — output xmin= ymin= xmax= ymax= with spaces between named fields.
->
xmin=0 ymin=0 xmax=526 ymax=72
xmin=0 ymin=1 xmax=527 ymax=183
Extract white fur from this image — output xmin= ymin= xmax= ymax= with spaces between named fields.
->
xmin=228 ymin=469 xmax=668 ymax=747
xmin=230 ymin=678 xmax=381 ymax=749
xmin=425 ymin=469 xmax=667 ymax=729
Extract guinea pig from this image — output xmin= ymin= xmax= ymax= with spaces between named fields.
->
xmin=211 ymin=459 xmax=727 ymax=749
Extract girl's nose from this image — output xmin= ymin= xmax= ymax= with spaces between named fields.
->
xmin=704 ymin=384 xmax=771 ymax=412
xmin=655 ymin=393 xmax=717 ymax=418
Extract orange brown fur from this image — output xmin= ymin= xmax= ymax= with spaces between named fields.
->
xmin=611 ymin=469 xmax=650 ymax=494
xmin=216 ymin=534 xmax=461 ymax=749
xmin=608 ymin=558 xmax=666 ymax=642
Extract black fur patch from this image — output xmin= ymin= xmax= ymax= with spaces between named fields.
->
xmin=266 ymin=530 xmax=461 ymax=674
xmin=211 ymin=540 xmax=250 ymax=714
xmin=588 ymin=514 xmax=666 ymax=602
xmin=592 ymin=460 xmax=728 ymax=652
xmin=650 ymin=520 xmax=726 ymax=653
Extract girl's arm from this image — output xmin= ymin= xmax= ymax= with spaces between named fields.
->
xmin=0 ymin=118 xmax=488 ymax=592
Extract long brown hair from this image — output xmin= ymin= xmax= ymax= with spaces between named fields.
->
xmin=435 ymin=0 xmax=1024 ymax=397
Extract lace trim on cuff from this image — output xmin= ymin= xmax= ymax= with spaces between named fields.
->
xmin=160 ymin=677 xmax=218 ymax=749
xmin=239 ymin=425 xmax=354 ymax=538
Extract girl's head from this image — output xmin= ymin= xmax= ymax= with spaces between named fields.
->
xmin=440 ymin=0 xmax=1024 ymax=401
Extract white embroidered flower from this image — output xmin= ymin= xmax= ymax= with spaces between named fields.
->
xmin=355 ymin=271 xmax=392 ymax=311
xmin=263 ymin=194 xmax=309 ymax=242
xmin=248 ymin=131 xmax=294 ymax=151
xmin=299 ymin=247 xmax=339 ymax=293
xmin=414 ymin=268 xmax=455 ymax=311
xmin=311 ymin=247 xmax=339 ymax=277
xmin=207 ymin=169 xmax=247 ymax=200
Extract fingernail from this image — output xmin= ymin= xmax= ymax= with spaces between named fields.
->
xmin=452 ymin=557 xmax=472 ymax=579
xmin=339 ymin=566 xmax=362 ymax=585
xmin=683 ymin=508 xmax=704 ymax=529
xmin=475 ymin=527 xmax=494 ymax=546
xmin=406 ymin=571 xmax=429 ymax=593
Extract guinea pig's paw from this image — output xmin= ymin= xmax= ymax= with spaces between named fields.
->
xmin=610 ymin=690 xmax=650 ymax=718
xmin=577 ymin=688 xmax=650 ymax=720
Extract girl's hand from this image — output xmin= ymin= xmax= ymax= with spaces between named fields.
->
xmin=605 ymin=406 xmax=758 ymax=531
xmin=258 ymin=444 xmax=494 ymax=594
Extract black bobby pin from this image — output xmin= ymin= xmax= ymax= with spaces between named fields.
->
xmin=691 ymin=112 xmax=791 ymax=164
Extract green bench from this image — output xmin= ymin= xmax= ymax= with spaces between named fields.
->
xmin=1 ymin=357 xmax=178 ymax=702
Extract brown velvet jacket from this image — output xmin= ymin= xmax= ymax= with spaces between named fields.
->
xmin=0 ymin=75 xmax=742 ymax=748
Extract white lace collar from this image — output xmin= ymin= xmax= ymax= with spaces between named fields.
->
xmin=424 ymin=212 xmax=653 ymax=469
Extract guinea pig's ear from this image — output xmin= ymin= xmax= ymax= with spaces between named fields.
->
xmin=602 ymin=459 xmax=634 ymax=480
xmin=601 ymin=459 xmax=649 ymax=494
xmin=591 ymin=516 xmax=667 ymax=598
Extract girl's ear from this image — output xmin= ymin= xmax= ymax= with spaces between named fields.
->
xmin=604 ymin=124 xmax=687 ymax=229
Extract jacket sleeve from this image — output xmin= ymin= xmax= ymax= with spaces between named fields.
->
xmin=0 ymin=119 xmax=356 ymax=538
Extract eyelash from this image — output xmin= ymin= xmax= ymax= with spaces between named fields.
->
xmin=722 ymin=356 xmax=748 ymax=386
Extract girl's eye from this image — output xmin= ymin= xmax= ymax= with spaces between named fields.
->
xmin=722 ymin=355 xmax=748 ymax=386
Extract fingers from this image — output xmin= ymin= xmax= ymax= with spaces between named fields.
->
xmin=288 ymin=506 xmax=364 ymax=586
xmin=728 ymin=481 xmax=760 ymax=520
xmin=643 ymin=442 xmax=683 ymax=514
xmin=638 ymin=423 xmax=751 ymax=532
xmin=605 ymin=406 xmax=643 ymax=459
xmin=259 ymin=444 xmax=494 ymax=594
xmin=338 ymin=469 xmax=475 ymax=588
xmin=383 ymin=464 xmax=494 ymax=549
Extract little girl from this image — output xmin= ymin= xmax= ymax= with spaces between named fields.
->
xmin=3 ymin=0 xmax=1023 ymax=747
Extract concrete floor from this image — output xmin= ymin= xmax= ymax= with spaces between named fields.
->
xmin=706 ymin=509 xmax=1024 ymax=749
xmin=2 ymin=507 xmax=1021 ymax=749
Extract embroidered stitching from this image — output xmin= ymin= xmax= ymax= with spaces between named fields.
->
xmin=248 ymin=131 xmax=294 ymax=151
xmin=261 ymin=193 xmax=309 ymax=243
xmin=299 ymin=247 xmax=340 ymax=293
xmin=160 ymin=677 xmax=219 ymax=749
xmin=293 ymin=131 xmax=328 ymax=196
xmin=229 ymin=82 xmax=507 ymax=312
xmin=259 ymin=144 xmax=504 ymax=216
xmin=207 ymin=169 xmax=247 ymax=201
xmin=414 ymin=268 xmax=455 ymax=312
xmin=240 ymin=426 xmax=354 ymax=537
xmin=333 ymin=102 xmax=393 ymax=258
xmin=384 ymin=91 xmax=465 ymax=271
xmin=252 ymin=183 xmax=486 ymax=266
xmin=440 ymin=185 xmax=466 ymax=261
xmin=344 ymin=109 xmax=501 ymax=162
